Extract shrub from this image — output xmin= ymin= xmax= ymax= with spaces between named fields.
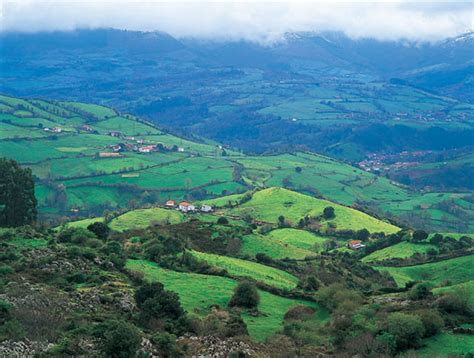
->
xmin=386 ymin=312 xmax=425 ymax=351
xmin=217 ymin=217 xmax=229 ymax=225
xmin=437 ymin=290 xmax=473 ymax=316
xmin=355 ymin=228 xmax=370 ymax=242
xmin=87 ymin=222 xmax=110 ymax=240
xmin=58 ymin=227 xmax=96 ymax=244
xmin=415 ymin=309 xmax=444 ymax=337
xmin=412 ymin=230 xmax=428 ymax=242
xmin=284 ymin=305 xmax=316 ymax=321
xmin=408 ymin=282 xmax=433 ymax=300
xmin=102 ymin=321 xmax=141 ymax=358
xmin=228 ymin=281 xmax=260 ymax=309
xmin=323 ymin=206 xmax=335 ymax=219
xmin=135 ymin=283 xmax=184 ymax=325
xmin=151 ymin=332 xmax=183 ymax=357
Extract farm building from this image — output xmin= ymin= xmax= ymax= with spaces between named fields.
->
xmin=165 ymin=200 xmax=176 ymax=208
xmin=139 ymin=145 xmax=156 ymax=153
xmin=179 ymin=202 xmax=195 ymax=212
xmin=108 ymin=131 xmax=123 ymax=137
xmin=347 ymin=240 xmax=365 ymax=250
xmin=81 ymin=124 xmax=93 ymax=132
xmin=200 ymin=204 xmax=213 ymax=213
xmin=98 ymin=152 xmax=122 ymax=158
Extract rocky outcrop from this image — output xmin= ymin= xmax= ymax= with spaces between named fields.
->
xmin=177 ymin=335 xmax=256 ymax=357
xmin=0 ymin=339 xmax=53 ymax=357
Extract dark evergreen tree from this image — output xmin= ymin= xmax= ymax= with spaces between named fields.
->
xmin=0 ymin=158 xmax=37 ymax=227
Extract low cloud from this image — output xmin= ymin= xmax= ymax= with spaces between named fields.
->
xmin=1 ymin=1 xmax=473 ymax=43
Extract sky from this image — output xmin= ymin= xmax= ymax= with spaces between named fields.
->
xmin=1 ymin=1 xmax=473 ymax=44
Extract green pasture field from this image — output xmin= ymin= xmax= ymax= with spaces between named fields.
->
xmin=29 ymin=152 xmax=177 ymax=179
xmin=265 ymin=228 xmax=329 ymax=252
xmin=63 ymin=217 xmax=105 ymax=229
xmin=59 ymin=101 xmax=117 ymax=119
xmin=376 ymin=254 xmax=474 ymax=288
xmin=228 ymin=187 xmax=399 ymax=234
xmin=417 ymin=333 xmax=474 ymax=357
xmin=240 ymin=233 xmax=314 ymax=260
xmin=191 ymin=250 xmax=299 ymax=290
xmin=362 ymin=241 xmax=439 ymax=263
xmin=126 ymin=259 xmax=327 ymax=341
xmin=109 ymin=208 xmax=184 ymax=231
xmin=91 ymin=116 xmax=160 ymax=135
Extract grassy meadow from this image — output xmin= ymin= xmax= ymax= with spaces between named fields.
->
xmin=376 ymin=255 xmax=474 ymax=287
xmin=125 ymin=259 xmax=327 ymax=341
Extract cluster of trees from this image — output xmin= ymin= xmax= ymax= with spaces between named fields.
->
xmin=0 ymin=158 xmax=37 ymax=227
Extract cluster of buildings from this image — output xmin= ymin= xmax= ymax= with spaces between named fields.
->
xmin=43 ymin=127 xmax=62 ymax=133
xmin=165 ymin=200 xmax=213 ymax=213
xmin=107 ymin=141 xmax=184 ymax=154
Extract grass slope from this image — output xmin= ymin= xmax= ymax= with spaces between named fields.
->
xmin=266 ymin=228 xmax=329 ymax=252
xmin=191 ymin=251 xmax=299 ymax=290
xmin=241 ymin=233 xmax=315 ymax=260
xmin=376 ymin=255 xmax=474 ymax=287
xmin=362 ymin=241 xmax=439 ymax=263
xmin=126 ymin=259 xmax=327 ymax=341
xmin=109 ymin=208 xmax=184 ymax=231
xmin=230 ymin=188 xmax=399 ymax=234
xmin=418 ymin=333 xmax=474 ymax=357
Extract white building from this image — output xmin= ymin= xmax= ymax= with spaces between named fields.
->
xmin=200 ymin=204 xmax=213 ymax=213
xmin=179 ymin=202 xmax=195 ymax=212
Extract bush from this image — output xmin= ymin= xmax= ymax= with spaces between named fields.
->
xmin=151 ymin=332 xmax=183 ymax=357
xmin=437 ymin=290 xmax=473 ymax=316
xmin=228 ymin=281 xmax=260 ymax=309
xmin=102 ymin=321 xmax=141 ymax=358
xmin=87 ymin=222 xmax=110 ymax=240
xmin=386 ymin=312 xmax=425 ymax=351
xmin=135 ymin=283 xmax=185 ymax=326
xmin=323 ymin=206 xmax=335 ymax=219
xmin=217 ymin=217 xmax=229 ymax=225
xmin=355 ymin=229 xmax=370 ymax=242
xmin=284 ymin=305 xmax=316 ymax=321
xmin=416 ymin=309 xmax=444 ymax=337
xmin=408 ymin=282 xmax=433 ymax=300
xmin=412 ymin=230 xmax=428 ymax=242
xmin=58 ymin=227 xmax=96 ymax=244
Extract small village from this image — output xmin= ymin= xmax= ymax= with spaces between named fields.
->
xmin=164 ymin=199 xmax=213 ymax=214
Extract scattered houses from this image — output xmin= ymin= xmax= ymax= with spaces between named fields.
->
xmin=81 ymin=124 xmax=93 ymax=132
xmin=347 ymin=240 xmax=365 ymax=250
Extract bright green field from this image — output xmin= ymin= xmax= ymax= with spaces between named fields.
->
xmin=64 ymin=217 xmax=104 ymax=229
xmin=109 ymin=208 xmax=184 ymax=231
xmin=376 ymin=255 xmax=474 ymax=287
xmin=418 ymin=333 xmax=474 ymax=356
xmin=229 ymin=187 xmax=399 ymax=234
xmin=362 ymin=241 xmax=439 ymax=263
xmin=266 ymin=228 xmax=329 ymax=252
xmin=191 ymin=250 xmax=299 ymax=290
xmin=241 ymin=233 xmax=314 ymax=260
xmin=126 ymin=259 xmax=328 ymax=341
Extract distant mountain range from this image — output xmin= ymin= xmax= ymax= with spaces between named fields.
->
xmin=1 ymin=29 xmax=473 ymax=174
